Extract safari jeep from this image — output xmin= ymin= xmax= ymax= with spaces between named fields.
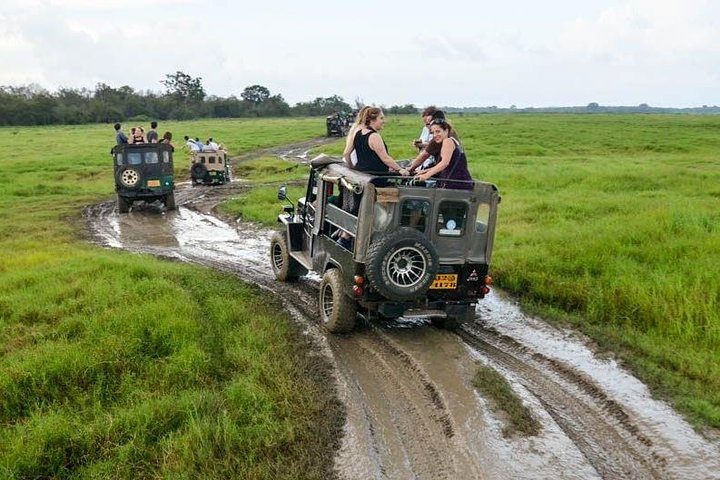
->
xmin=112 ymin=143 xmax=175 ymax=213
xmin=190 ymin=150 xmax=231 ymax=185
xmin=270 ymin=155 xmax=500 ymax=333
xmin=326 ymin=114 xmax=348 ymax=137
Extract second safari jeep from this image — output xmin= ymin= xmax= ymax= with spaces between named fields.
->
xmin=270 ymin=155 xmax=500 ymax=333
xmin=190 ymin=150 xmax=231 ymax=185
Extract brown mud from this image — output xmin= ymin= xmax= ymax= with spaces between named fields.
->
xmin=84 ymin=139 xmax=720 ymax=480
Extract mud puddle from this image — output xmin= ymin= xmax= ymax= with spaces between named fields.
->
xmin=85 ymin=141 xmax=719 ymax=479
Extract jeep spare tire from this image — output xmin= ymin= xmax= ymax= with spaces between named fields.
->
xmin=365 ymin=227 xmax=439 ymax=301
xmin=117 ymin=167 xmax=141 ymax=189
xmin=191 ymin=163 xmax=207 ymax=180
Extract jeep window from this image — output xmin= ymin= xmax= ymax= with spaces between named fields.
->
xmin=127 ymin=152 xmax=142 ymax=165
xmin=115 ymin=153 xmax=124 ymax=165
xmin=476 ymin=202 xmax=490 ymax=233
xmin=437 ymin=201 xmax=468 ymax=236
xmin=400 ymin=199 xmax=431 ymax=232
xmin=208 ymin=156 xmax=216 ymax=164
xmin=145 ymin=152 xmax=159 ymax=164
xmin=162 ymin=151 xmax=170 ymax=163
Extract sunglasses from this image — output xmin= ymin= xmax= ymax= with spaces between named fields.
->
xmin=430 ymin=118 xmax=447 ymax=126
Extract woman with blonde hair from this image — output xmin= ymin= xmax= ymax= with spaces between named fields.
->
xmin=342 ymin=106 xmax=370 ymax=168
xmin=347 ymin=107 xmax=409 ymax=176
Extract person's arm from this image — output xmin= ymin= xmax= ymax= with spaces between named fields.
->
xmin=369 ymin=132 xmax=409 ymax=176
xmin=408 ymin=150 xmax=430 ymax=173
xmin=342 ymin=128 xmax=356 ymax=168
xmin=416 ymin=138 xmax=455 ymax=181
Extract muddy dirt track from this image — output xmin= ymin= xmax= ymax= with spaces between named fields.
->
xmin=85 ymin=140 xmax=720 ymax=480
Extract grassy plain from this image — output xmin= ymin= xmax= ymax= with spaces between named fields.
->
xmin=229 ymin=113 xmax=720 ymax=429
xmin=0 ymin=118 xmax=342 ymax=478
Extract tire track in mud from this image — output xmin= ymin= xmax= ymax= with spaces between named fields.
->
xmin=329 ymin=328 xmax=482 ymax=480
xmin=458 ymin=323 xmax=666 ymax=480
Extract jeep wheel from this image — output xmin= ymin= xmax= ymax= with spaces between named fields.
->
xmin=270 ymin=231 xmax=307 ymax=281
xmin=365 ymin=227 xmax=439 ymax=301
xmin=191 ymin=163 xmax=207 ymax=181
xmin=117 ymin=195 xmax=131 ymax=214
xmin=320 ymin=269 xmax=356 ymax=333
xmin=165 ymin=191 xmax=176 ymax=210
xmin=117 ymin=167 xmax=141 ymax=189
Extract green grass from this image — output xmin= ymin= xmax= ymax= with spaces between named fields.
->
xmin=0 ymin=118 xmax=343 ymax=478
xmin=472 ymin=364 xmax=541 ymax=437
xmin=228 ymin=113 xmax=720 ymax=430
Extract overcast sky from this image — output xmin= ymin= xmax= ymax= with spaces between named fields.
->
xmin=1 ymin=0 xmax=719 ymax=108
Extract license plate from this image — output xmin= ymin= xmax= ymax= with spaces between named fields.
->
xmin=147 ymin=179 xmax=160 ymax=187
xmin=429 ymin=274 xmax=457 ymax=289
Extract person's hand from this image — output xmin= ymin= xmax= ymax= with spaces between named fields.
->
xmin=399 ymin=168 xmax=410 ymax=176
xmin=415 ymin=171 xmax=432 ymax=182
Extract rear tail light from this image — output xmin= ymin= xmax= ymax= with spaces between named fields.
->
xmin=352 ymin=275 xmax=365 ymax=297
xmin=481 ymin=286 xmax=491 ymax=295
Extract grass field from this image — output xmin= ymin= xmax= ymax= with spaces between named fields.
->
xmin=0 ymin=118 xmax=342 ymax=479
xmin=1 ymin=114 xmax=719 ymax=479
xmin=228 ymin=113 xmax=720 ymax=430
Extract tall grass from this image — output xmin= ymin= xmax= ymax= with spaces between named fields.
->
xmin=0 ymin=118 xmax=342 ymax=478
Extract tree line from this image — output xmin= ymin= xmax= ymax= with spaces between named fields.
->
xmin=0 ymin=71 xmax=418 ymax=126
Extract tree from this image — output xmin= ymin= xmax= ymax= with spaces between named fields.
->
xmin=161 ymin=71 xmax=205 ymax=103
xmin=241 ymin=85 xmax=271 ymax=104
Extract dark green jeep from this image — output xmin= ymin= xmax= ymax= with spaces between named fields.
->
xmin=112 ymin=143 xmax=176 ymax=213
xmin=270 ymin=155 xmax=500 ymax=333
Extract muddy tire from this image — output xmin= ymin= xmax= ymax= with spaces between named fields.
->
xmin=319 ymin=268 xmax=356 ymax=333
xmin=117 ymin=167 xmax=141 ymax=189
xmin=270 ymin=231 xmax=307 ymax=282
xmin=365 ymin=227 xmax=439 ymax=301
xmin=117 ymin=195 xmax=131 ymax=213
xmin=191 ymin=163 xmax=207 ymax=181
xmin=165 ymin=191 xmax=176 ymax=210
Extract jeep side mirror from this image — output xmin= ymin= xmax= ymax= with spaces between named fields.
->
xmin=277 ymin=186 xmax=288 ymax=200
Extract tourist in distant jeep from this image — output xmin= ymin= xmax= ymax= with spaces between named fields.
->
xmin=146 ymin=121 xmax=159 ymax=143
xmin=129 ymin=126 xmax=145 ymax=144
xmin=114 ymin=123 xmax=128 ymax=144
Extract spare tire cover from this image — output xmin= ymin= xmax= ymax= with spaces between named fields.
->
xmin=117 ymin=167 xmax=141 ymax=189
xmin=365 ymin=227 xmax=439 ymax=301
xmin=191 ymin=163 xmax=207 ymax=179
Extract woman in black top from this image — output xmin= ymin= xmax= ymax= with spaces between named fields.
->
xmin=349 ymin=107 xmax=409 ymax=176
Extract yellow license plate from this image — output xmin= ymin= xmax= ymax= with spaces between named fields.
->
xmin=429 ymin=274 xmax=458 ymax=289
xmin=147 ymin=179 xmax=161 ymax=187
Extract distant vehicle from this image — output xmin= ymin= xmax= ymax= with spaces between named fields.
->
xmin=190 ymin=150 xmax=231 ymax=185
xmin=326 ymin=113 xmax=349 ymax=137
xmin=112 ymin=143 xmax=175 ymax=213
xmin=270 ymin=155 xmax=500 ymax=333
